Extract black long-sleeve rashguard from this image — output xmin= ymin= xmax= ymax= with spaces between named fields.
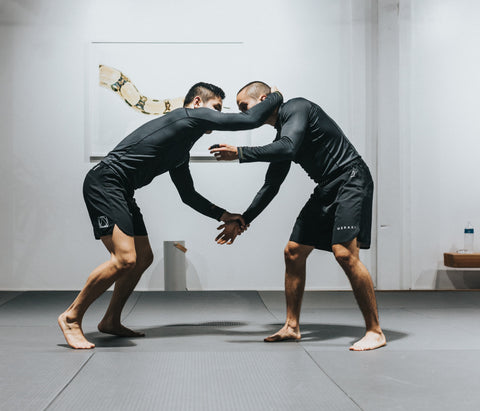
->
xmin=100 ymin=91 xmax=283 ymax=220
xmin=239 ymin=98 xmax=361 ymax=224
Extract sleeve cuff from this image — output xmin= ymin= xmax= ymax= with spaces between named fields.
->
xmin=238 ymin=146 xmax=246 ymax=163
xmin=242 ymin=212 xmax=252 ymax=225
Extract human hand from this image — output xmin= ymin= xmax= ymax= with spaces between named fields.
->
xmin=215 ymin=221 xmax=243 ymax=245
xmin=209 ymin=144 xmax=238 ymax=161
xmin=219 ymin=212 xmax=247 ymax=231
xmin=271 ymin=85 xmax=279 ymax=93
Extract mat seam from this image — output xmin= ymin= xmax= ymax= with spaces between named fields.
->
xmin=256 ymin=291 xmax=282 ymax=322
xmin=120 ymin=292 xmax=143 ymax=321
xmin=43 ymin=352 xmax=95 ymax=410
xmin=0 ymin=292 xmax=24 ymax=307
xmin=302 ymin=348 xmax=364 ymax=410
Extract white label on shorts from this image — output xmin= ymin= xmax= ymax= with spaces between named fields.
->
xmin=336 ymin=225 xmax=357 ymax=231
xmin=98 ymin=216 xmax=109 ymax=229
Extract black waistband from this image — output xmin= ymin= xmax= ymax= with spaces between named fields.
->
xmin=316 ymin=158 xmax=365 ymax=186
xmin=91 ymin=161 xmax=135 ymax=195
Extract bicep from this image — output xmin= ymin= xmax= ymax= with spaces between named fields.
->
xmin=169 ymin=161 xmax=194 ymax=191
xmin=280 ymin=111 xmax=309 ymax=149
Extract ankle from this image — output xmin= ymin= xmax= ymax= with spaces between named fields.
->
xmin=366 ymin=326 xmax=383 ymax=335
xmin=64 ymin=311 xmax=81 ymax=325
xmin=286 ymin=321 xmax=299 ymax=330
xmin=99 ymin=316 xmax=119 ymax=325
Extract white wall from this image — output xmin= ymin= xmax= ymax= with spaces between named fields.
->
xmin=7 ymin=0 xmax=478 ymax=291
xmin=408 ymin=0 xmax=480 ymax=288
xmin=0 ymin=0 xmax=375 ymax=290
xmin=374 ymin=0 xmax=480 ymax=289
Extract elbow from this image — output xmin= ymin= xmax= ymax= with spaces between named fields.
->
xmin=276 ymin=139 xmax=296 ymax=161
xmin=284 ymin=150 xmax=295 ymax=161
xmin=276 ymin=148 xmax=295 ymax=161
xmin=244 ymin=118 xmax=263 ymax=129
xmin=253 ymin=117 xmax=266 ymax=128
xmin=244 ymin=113 xmax=265 ymax=128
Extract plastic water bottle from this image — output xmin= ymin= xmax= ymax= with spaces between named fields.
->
xmin=463 ymin=222 xmax=474 ymax=253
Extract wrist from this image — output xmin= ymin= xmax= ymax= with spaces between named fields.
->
xmin=219 ymin=211 xmax=230 ymax=222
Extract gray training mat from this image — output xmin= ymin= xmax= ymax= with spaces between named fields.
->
xmin=47 ymin=352 xmax=360 ymax=411
xmin=2 ymin=290 xmax=480 ymax=411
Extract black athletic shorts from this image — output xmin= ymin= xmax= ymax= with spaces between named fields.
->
xmin=289 ymin=159 xmax=373 ymax=251
xmin=83 ymin=163 xmax=148 ymax=239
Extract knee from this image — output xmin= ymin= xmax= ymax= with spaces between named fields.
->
xmin=333 ymin=247 xmax=355 ymax=268
xmin=113 ymin=252 xmax=137 ymax=272
xmin=284 ymin=243 xmax=306 ymax=266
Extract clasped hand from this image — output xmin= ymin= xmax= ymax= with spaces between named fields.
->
xmin=216 ymin=212 xmax=249 ymax=245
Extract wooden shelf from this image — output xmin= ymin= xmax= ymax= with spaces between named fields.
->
xmin=444 ymin=252 xmax=480 ymax=268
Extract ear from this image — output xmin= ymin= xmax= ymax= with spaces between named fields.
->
xmin=193 ymin=96 xmax=202 ymax=108
xmin=260 ymin=95 xmax=267 ymax=102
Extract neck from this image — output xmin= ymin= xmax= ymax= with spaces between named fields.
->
xmin=265 ymin=108 xmax=279 ymax=127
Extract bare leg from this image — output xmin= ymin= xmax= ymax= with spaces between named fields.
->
xmin=265 ymin=241 xmax=314 ymax=342
xmin=98 ymin=236 xmax=153 ymax=337
xmin=58 ymin=225 xmax=137 ymax=349
xmin=332 ymin=238 xmax=386 ymax=351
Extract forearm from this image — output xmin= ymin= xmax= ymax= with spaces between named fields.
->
xmin=170 ymin=163 xmax=225 ymax=220
xmin=242 ymin=185 xmax=281 ymax=224
xmin=179 ymin=190 xmax=225 ymax=220
xmin=242 ymin=160 xmax=291 ymax=223
xmin=238 ymin=137 xmax=295 ymax=163
xmin=201 ymin=91 xmax=283 ymax=131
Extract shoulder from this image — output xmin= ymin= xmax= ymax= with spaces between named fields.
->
xmin=285 ymin=97 xmax=312 ymax=108
xmin=168 ymin=107 xmax=188 ymax=118
xmin=281 ymin=98 xmax=312 ymax=113
xmin=150 ymin=107 xmax=189 ymax=125
xmin=184 ymin=107 xmax=216 ymax=120
xmin=279 ymin=98 xmax=312 ymax=121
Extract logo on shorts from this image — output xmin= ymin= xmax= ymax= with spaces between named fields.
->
xmin=97 ymin=216 xmax=109 ymax=229
xmin=336 ymin=225 xmax=357 ymax=231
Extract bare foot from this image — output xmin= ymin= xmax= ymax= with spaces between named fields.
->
xmin=58 ymin=312 xmax=95 ymax=349
xmin=98 ymin=321 xmax=145 ymax=337
xmin=264 ymin=324 xmax=301 ymax=342
xmin=349 ymin=330 xmax=386 ymax=351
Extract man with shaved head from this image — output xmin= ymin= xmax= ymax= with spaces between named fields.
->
xmin=210 ymin=81 xmax=385 ymax=351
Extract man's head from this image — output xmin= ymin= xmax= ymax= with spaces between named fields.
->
xmin=236 ymin=81 xmax=271 ymax=112
xmin=183 ymin=82 xmax=225 ymax=111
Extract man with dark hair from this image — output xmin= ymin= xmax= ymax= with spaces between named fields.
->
xmin=183 ymin=82 xmax=225 ymax=107
xmin=210 ymin=81 xmax=385 ymax=351
xmin=58 ymin=82 xmax=283 ymax=349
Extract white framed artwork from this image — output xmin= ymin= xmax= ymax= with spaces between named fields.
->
xmin=85 ymin=42 xmax=252 ymax=161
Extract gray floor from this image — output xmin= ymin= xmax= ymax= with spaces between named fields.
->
xmin=1 ymin=290 xmax=480 ymax=410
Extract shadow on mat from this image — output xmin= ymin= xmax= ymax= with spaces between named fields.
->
xmin=59 ymin=322 xmax=407 ymax=349
xmin=220 ymin=323 xmax=407 ymax=345
xmin=74 ymin=332 xmax=139 ymax=348
xmin=84 ymin=322 xmax=407 ymax=346
xmin=295 ymin=323 xmax=407 ymax=344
